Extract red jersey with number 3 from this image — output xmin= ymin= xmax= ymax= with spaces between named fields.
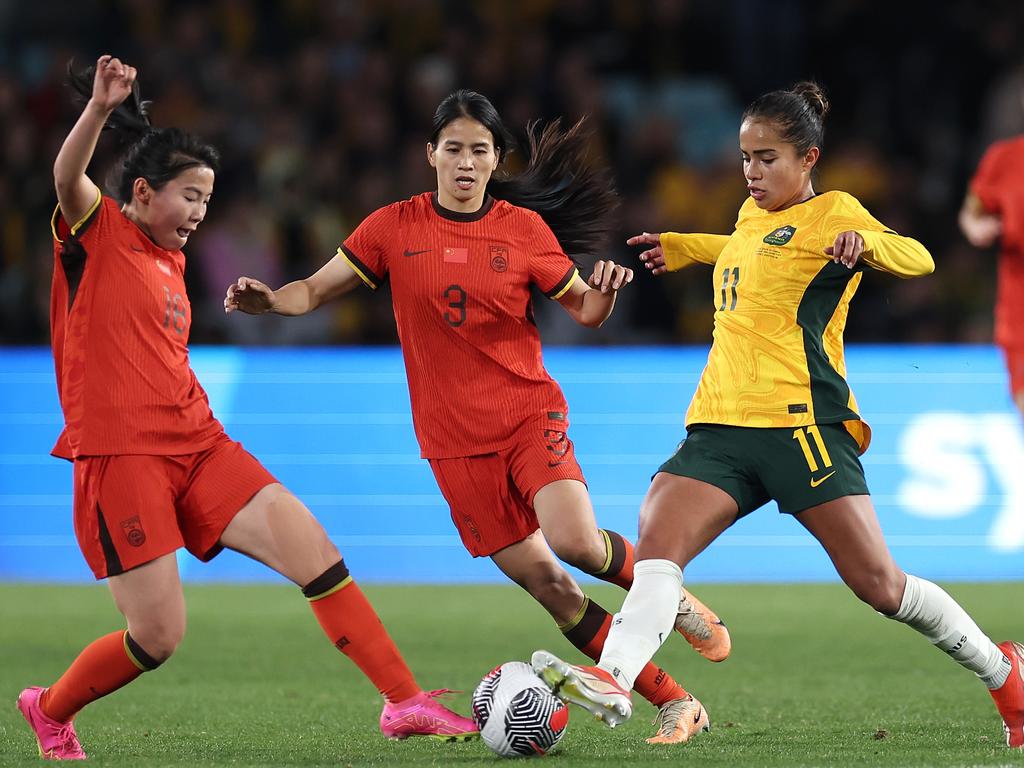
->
xmin=340 ymin=192 xmax=579 ymax=458
xmin=970 ymin=136 xmax=1024 ymax=348
xmin=49 ymin=193 xmax=224 ymax=459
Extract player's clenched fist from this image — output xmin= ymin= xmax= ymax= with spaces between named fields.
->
xmin=90 ymin=55 xmax=137 ymax=113
xmin=225 ymin=277 xmax=275 ymax=314
xmin=588 ymin=260 xmax=634 ymax=294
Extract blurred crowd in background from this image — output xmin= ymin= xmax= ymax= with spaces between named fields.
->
xmin=2 ymin=0 xmax=1023 ymax=347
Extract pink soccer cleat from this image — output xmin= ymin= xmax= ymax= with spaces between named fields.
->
xmin=379 ymin=689 xmax=479 ymax=742
xmin=16 ymin=687 xmax=87 ymax=760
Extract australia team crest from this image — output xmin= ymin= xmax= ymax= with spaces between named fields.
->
xmin=763 ymin=225 xmax=797 ymax=246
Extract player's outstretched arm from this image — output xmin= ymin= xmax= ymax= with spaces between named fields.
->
xmin=557 ymin=260 xmax=633 ymax=328
xmin=958 ymin=193 xmax=1002 ymax=249
xmin=55 ymin=55 xmax=135 ymax=226
xmin=225 ymin=251 xmax=365 ymax=316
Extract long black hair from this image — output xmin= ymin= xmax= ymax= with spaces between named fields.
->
xmin=741 ymin=81 xmax=830 ymax=156
xmin=431 ymin=90 xmax=618 ymax=261
xmin=67 ymin=62 xmax=220 ymax=204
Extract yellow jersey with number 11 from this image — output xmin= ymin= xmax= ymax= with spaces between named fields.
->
xmin=661 ymin=190 xmax=934 ymax=454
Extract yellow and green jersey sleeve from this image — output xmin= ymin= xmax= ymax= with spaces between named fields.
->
xmin=661 ymin=233 xmax=730 ymax=271
xmin=679 ymin=191 xmax=933 ymax=454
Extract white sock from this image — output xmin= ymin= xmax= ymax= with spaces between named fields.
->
xmin=597 ymin=559 xmax=682 ymax=690
xmin=890 ymin=573 xmax=1010 ymax=689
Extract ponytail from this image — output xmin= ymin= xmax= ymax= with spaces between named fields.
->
xmin=488 ymin=118 xmax=618 ymax=262
xmin=66 ymin=60 xmax=220 ymax=204
xmin=67 ymin=60 xmax=152 ymax=142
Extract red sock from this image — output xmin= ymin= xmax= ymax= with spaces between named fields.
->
xmin=41 ymin=630 xmax=158 ymax=723
xmin=305 ymin=560 xmax=420 ymax=703
xmin=591 ymin=529 xmax=635 ymax=589
xmin=560 ymin=597 xmax=687 ymax=706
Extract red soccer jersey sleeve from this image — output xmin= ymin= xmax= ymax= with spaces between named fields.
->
xmin=525 ymin=209 xmax=579 ymax=299
xmin=339 ymin=203 xmax=399 ymax=290
xmin=970 ymin=136 xmax=1024 ymax=347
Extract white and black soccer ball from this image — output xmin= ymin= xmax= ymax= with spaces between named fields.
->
xmin=472 ymin=661 xmax=569 ymax=758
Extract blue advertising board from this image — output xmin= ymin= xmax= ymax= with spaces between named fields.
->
xmin=1 ymin=346 xmax=1021 ymax=583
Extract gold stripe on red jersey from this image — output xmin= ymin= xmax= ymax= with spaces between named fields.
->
xmin=338 ymin=246 xmax=381 ymax=290
xmin=546 ymin=266 xmax=579 ymax=299
xmin=51 ymin=187 xmax=103 ymax=243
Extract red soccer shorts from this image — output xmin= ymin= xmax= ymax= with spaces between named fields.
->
xmin=428 ymin=415 xmax=587 ymax=557
xmin=72 ymin=435 xmax=277 ymax=579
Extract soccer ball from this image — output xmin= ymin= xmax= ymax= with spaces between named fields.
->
xmin=472 ymin=661 xmax=569 ymax=757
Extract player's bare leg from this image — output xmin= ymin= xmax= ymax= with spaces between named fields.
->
xmin=220 ymin=483 xmax=477 ymax=741
xmin=798 ymin=494 xmax=1020 ymax=746
xmin=18 ymin=555 xmax=182 ymax=760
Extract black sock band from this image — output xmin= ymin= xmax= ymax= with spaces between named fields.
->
xmin=124 ymin=631 xmax=162 ymax=671
xmin=302 ymin=559 xmax=352 ymax=600
xmin=561 ymin=597 xmax=611 ymax=652
xmin=594 ymin=529 xmax=628 ymax=577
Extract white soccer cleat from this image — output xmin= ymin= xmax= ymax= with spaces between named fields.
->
xmin=530 ymin=650 xmax=632 ymax=728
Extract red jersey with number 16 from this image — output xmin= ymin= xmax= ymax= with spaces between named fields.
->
xmin=970 ymin=135 xmax=1024 ymax=348
xmin=49 ymin=193 xmax=224 ymax=459
xmin=340 ymin=192 xmax=579 ymax=458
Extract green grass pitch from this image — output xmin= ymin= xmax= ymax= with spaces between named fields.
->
xmin=1 ymin=582 xmax=1021 ymax=767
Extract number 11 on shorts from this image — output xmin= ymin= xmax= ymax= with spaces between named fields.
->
xmin=792 ymin=425 xmax=833 ymax=473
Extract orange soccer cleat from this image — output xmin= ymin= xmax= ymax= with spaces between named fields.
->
xmin=675 ymin=588 xmax=732 ymax=662
xmin=645 ymin=694 xmax=711 ymax=745
xmin=991 ymin=641 xmax=1024 ymax=749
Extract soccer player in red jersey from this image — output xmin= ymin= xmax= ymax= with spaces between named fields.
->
xmin=226 ymin=90 xmax=726 ymax=744
xmin=17 ymin=56 xmax=478 ymax=761
xmin=960 ymin=133 xmax=1024 ymax=416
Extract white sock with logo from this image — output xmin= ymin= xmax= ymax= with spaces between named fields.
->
xmin=890 ymin=573 xmax=1010 ymax=689
xmin=597 ymin=559 xmax=682 ymax=690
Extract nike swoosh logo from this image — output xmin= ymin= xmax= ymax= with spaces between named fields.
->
xmin=547 ymin=460 xmax=569 ymax=468
xmin=810 ymin=470 xmax=837 ymax=488
xmin=404 ymin=248 xmax=430 ymax=257
xmin=130 ymin=245 xmax=145 ymax=252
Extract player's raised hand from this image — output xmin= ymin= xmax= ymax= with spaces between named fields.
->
xmin=91 ymin=55 xmax=137 ymax=113
xmin=627 ymin=232 xmax=668 ymax=275
xmin=589 ymin=260 xmax=634 ymax=294
xmin=825 ymin=230 xmax=865 ymax=269
xmin=225 ymin=277 xmax=276 ymax=314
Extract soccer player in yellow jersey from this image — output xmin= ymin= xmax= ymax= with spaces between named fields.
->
xmin=532 ymin=82 xmax=1024 ymax=749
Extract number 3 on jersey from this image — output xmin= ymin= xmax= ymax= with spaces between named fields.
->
xmin=444 ymin=284 xmax=467 ymax=327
